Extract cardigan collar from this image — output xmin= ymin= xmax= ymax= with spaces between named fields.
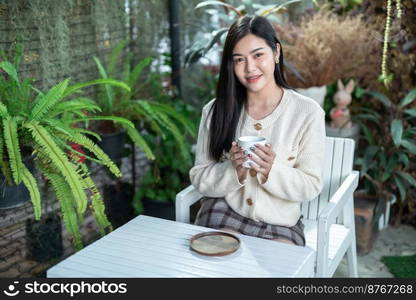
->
xmin=242 ymin=87 xmax=290 ymax=131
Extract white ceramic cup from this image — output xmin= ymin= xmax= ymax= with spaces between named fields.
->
xmin=237 ymin=136 xmax=267 ymax=168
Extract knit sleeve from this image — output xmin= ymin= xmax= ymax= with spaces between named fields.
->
xmin=259 ymin=109 xmax=326 ymax=202
xmin=189 ymin=103 xmax=244 ymax=197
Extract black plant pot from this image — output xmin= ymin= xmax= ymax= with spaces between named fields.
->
xmin=0 ymin=155 xmax=35 ymax=209
xmin=142 ymin=198 xmax=175 ymax=221
xmin=103 ymin=181 xmax=135 ymax=228
xmin=26 ymin=213 xmax=63 ymax=263
xmin=97 ymin=131 xmax=126 ymax=165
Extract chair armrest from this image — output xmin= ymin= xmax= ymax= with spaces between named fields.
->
xmin=315 ymin=170 xmax=359 ymax=277
xmin=175 ymin=185 xmax=203 ymax=223
xmin=318 ymin=171 xmax=359 ymax=225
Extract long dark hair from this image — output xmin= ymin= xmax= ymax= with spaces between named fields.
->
xmin=208 ymin=15 xmax=291 ymax=161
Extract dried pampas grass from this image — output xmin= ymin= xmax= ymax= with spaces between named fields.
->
xmin=277 ymin=9 xmax=380 ymax=88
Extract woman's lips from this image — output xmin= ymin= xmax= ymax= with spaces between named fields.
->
xmin=246 ymin=75 xmax=262 ymax=84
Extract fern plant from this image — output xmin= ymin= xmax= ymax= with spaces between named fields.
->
xmin=0 ymin=56 xmax=133 ymax=250
xmin=92 ymin=41 xmax=196 ymax=161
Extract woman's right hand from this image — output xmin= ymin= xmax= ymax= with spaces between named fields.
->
xmin=230 ymin=141 xmax=248 ymax=184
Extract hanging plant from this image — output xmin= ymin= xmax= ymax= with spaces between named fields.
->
xmin=379 ymin=0 xmax=402 ymax=88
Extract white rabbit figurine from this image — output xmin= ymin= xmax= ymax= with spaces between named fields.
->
xmin=329 ymin=79 xmax=355 ymax=129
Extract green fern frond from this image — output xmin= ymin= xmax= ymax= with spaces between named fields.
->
xmin=79 ymin=164 xmax=112 ymax=235
xmin=107 ymin=40 xmax=128 ymax=77
xmin=129 ymin=57 xmax=152 ymax=93
xmin=62 ymin=78 xmax=130 ymax=99
xmin=49 ymin=98 xmax=101 ymax=117
xmin=148 ymin=102 xmax=197 ymax=137
xmin=3 ymin=118 xmax=23 ymax=184
xmin=93 ymin=56 xmax=114 ymax=113
xmin=0 ymin=61 xmax=20 ymax=86
xmin=47 ymin=172 xmax=83 ymax=250
xmin=24 ymin=121 xmax=88 ymax=214
xmin=72 ymin=116 xmax=135 ymax=129
xmin=71 ymin=128 xmax=102 ymax=141
xmin=30 ymin=79 xmax=69 ymax=120
xmin=122 ymin=53 xmax=133 ymax=91
xmin=43 ymin=119 xmax=73 ymax=136
xmin=0 ymin=127 xmax=3 ymax=166
xmin=61 ymin=133 xmax=122 ymax=177
xmin=0 ymin=102 xmax=10 ymax=118
xmin=54 ymin=137 xmax=103 ymax=165
xmin=157 ymin=112 xmax=191 ymax=161
xmin=21 ymin=166 xmax=41 ymax=220
xmin=123 ymin=125 xmax=155 ymax=160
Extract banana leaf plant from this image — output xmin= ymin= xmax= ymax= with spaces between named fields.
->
xmin=353 ymin=88 xmax=416 ymax=224
xmin=92 ymin=40 xmax=196 ymax=162
xmin=184 ymin=0 xmax=305 ymax=83
xmin=0 ymin=58 xmax=133 ymax=250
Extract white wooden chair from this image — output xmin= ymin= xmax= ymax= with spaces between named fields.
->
xmin=176 ymin=137 xmax=359 ymax=277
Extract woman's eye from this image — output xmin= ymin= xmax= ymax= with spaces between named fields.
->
xmin=254 ymin=53 xmax=263 ymax=58
xmin=234 ymin=58 xmax=244 ymax=64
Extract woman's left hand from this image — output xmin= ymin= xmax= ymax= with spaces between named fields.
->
xmin=248 ymin=143 xmax=276 ymax=182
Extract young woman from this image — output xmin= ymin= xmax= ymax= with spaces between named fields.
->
xmin=190 ymin=15 xmax=326 ymax=246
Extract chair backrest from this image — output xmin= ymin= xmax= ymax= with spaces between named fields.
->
xmin=300 ymin=137 xmax=355 ymax=221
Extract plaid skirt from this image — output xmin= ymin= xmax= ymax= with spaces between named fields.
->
xmin=194 ymin=197 xmax=305 ymax=246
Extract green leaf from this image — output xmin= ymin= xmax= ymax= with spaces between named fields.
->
xmin=354 ymin=87 xmax=365 ymax=98
xmin=399 ymin=89 xmax=416 ymax=108
xmin=398 ymin=152 xmax=409 ymax=168
xmin=195 ymin=1 xmax=242 ymax=16
xmin=30 ymin=79 xmax=69 ymax=120
xmin=93 ymin=56 xmax=114 ymax=113
xmin=3 ymin=118 xmax=23 ymax=184
xmin=124 ymin=126 xmax=155 ymax=160
xmin=400 ymin=139 xmax=416 ymax=154
xmin=393 ymin=175 xmax=406 ymax=201
xmin=390 ymin=119 xmax=403 ymax=146
xmin=366 ymin=91 xmax=391 ymax=108
xmin=129 ymin=57 xmax=152 ymax=92
xmin=403 ymin=108 xmax=416 ymax=118
xmin=62 ymin=78 xmax=130 ymax=99
xmin=396 ymin=171 xmax=416 ymax=188
xmin=0 ymin=61 xmax=19 ymax=85
xmin=360 ymin=122 xmax=376 ymax=145
xmin=47 ymin=173 xmax=82 ymax=250
xmin=72 ymin=116 xmax=135 ymax=129
xmin=107 ymin=40 xmax=128 ymax=77
xmin=21 ymin=166 xmax=41 ymax=220
xmin=0 ymin=102 xmax=10 ymax=118
xmin=259 ymin=0 xmax=302 ymax=16
xmin=24 ymin=122 xmax=88 ymax=214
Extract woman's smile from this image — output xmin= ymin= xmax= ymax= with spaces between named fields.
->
xmin=246 ymin=74 xmax=263 ymax=84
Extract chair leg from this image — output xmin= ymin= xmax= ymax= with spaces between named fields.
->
xmin=346 ymin=237 xmax=358 ymax=277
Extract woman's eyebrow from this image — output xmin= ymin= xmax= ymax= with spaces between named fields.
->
xmin=232 ymin=47 xmax=264 ymax=57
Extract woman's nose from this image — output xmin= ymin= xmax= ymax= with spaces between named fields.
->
xmin=245 ymin=57 xmax=256 ymax=73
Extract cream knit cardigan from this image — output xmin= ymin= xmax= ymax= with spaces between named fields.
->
xmin=190 ymin=88 xmax=326 ymax=227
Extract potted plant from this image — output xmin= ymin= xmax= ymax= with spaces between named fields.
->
xmin=133 ymin=97 xmax=197 ymax=220
xmin=92 ymin=41 xmax=195 ymax=163
xmin=0 ymin=51 xmax=132 ymax=251
xmin=275 ymin=8 xmax=380 ymax=107
xmin=353 ymin=88 xmax=416 ymax=253
xmin=91 ymin=41 xmax=196 ymax=224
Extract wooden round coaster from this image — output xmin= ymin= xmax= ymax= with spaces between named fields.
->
xmin=190 ymin=231 xmax=240 ymax=256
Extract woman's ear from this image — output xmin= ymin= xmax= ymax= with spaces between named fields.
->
xmin=275 ymin=43 xmax=281 ymax=58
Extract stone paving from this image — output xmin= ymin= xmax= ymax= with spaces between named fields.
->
xmin=334 ymin=224 xmax=416 ymax=277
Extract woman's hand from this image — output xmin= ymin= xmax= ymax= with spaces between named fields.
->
xmin=248 ymin=143 xmax=276 ymax=183
xmin=230 ymin=141 xmax=248 ymax=184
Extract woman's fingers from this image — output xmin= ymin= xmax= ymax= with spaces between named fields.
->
xmin=249 ymin=153 xmax=269 ymax=168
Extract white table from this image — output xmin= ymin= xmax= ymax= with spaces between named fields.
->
xmin=47 ymin=215 xmax=315 ymax=277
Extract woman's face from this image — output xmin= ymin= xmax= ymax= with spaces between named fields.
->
xmin=232 ymin=34 xmax=279 ymax=94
